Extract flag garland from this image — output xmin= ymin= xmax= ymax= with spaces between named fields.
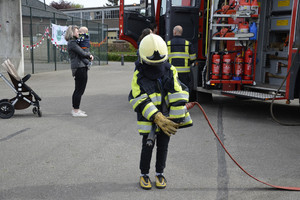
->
xmin=23 ymin=27 xmax=67 ymax=52
xmin=23 ymin=27 xmax=108 ymax=52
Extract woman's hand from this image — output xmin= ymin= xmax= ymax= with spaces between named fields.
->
xmin=90 ymin=55 xmax=94 ymax=61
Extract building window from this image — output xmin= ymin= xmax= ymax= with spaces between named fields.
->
xmin=94 ymin=11 xmax=102 ymax=19
xmin=82 ymin=12 xmax=91 ymax=20
xmin=111 ymin=10 xmax=119 ymax=18
xmin=104 ymin=10 xmax=111 ymax=19
xmin=172 ymin=0 xmax=195 ymax=7
xmin=103 ymin=10 xmax=120 ymax=19
xmin=68 ymin=12 xmax=81 ymax=18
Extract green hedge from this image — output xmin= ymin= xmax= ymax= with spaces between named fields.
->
xmin=108 ymin=53 xmax=137 ymax=62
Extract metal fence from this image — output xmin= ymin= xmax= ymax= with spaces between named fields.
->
xmin=22 ymin=5 xmax=108 ymax=74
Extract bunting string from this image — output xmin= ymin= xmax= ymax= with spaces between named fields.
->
xmin=23 ymin=27 xmax=107 ymax=52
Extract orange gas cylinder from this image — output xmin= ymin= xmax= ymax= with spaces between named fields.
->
xmin=222 ymin=53 xmax=232 ymax=80
xmin=211 ymin=53 xmax=221 ymax=79
xmin=243 ymin=48 xmax=253 ymax=80
xmin=233 ymin=54 xmax=243 ymax=80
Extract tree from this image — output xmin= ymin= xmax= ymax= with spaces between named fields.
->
xmin=105 ymin=0 xmax=119 ymax=6
xmin=72 ymin=3 xmax=84 ymax=9
xmin=50 ymin=0 xmax=84 ymax=9
xmin=50 ymin=0 xmax=72 ymax=9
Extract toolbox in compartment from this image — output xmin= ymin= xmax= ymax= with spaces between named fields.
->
xmin=272 ymin=0 xmax=293 ymax=12
xmin=270 ymin=15 xmax=291 ymax=31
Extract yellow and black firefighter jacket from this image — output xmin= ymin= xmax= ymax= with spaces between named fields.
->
xmin=167 ymin=36 xmax=196 ymax=73
xmin=129 ymin=61 xmax=193 ymax=135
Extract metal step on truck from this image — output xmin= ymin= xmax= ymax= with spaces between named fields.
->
xmin=119 ymin=0 xmax=300 ymax=103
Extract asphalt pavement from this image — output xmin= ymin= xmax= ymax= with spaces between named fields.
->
xmin=1 ymin=62 xmax=300 ymax=200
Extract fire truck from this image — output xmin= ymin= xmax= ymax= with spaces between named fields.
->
xmin=119 ymin=0 xmax=300 ymax=103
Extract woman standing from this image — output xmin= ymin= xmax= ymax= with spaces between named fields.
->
xmin=65 ymin=25 xmax=94 ymax=117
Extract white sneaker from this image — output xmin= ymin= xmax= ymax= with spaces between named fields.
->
xmin=71 ymin=109 xmax=86 ymax=114
xmin=72 ymin=110 xmax=87 ymax=117
xmin=79 ymin=109 xmax=86 ymax=114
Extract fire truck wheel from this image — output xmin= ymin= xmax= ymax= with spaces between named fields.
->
xmin=196 ymin=92 xmax=213 ymax=103
xmin=189 ymin=90 xmax=197 ymax=102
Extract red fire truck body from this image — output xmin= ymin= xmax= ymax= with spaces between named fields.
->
xmin=119 ymin=0 xmax=300 ymax=103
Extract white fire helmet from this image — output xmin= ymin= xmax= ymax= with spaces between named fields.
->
xmin=139 ymin=34 xmax=168 ymax=65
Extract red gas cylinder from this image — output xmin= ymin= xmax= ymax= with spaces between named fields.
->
xmin=239 ymin=0 xmax=251 ymax=11
xmin=233 ymin=54 xmax=243 ymax=80
xmin=222 ymin=53 xmax=232 ymax=80
xmin=243 ymin=48 xmax=253 ymax=80
xmin=229 ymin=0 xmax=237 ymax=7
xmin=211 ymin=53 xmax=221 ymax=79
xmin=251 ymin=0 xmax=259 ymax=17
xmin=238 ymin=22 xmax=249 ymax=33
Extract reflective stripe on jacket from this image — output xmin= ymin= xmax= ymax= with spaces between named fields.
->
xmin=167 ymin=36 xmax=196 ymax=73
xmin=129 ymin=62 xmax=193 ymax=135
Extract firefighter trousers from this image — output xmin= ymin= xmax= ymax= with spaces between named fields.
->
xmin=178 ymin=72 xmax=192 ymax=93
xmin=140 ymin=132 xmax=170 ymax=174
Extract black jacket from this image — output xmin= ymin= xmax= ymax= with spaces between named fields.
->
xmin=77 ymin=33 xmax=90 ymax=48
xmin=167 ymin=36 xmax=196 ymax=73
xmin=129 ymin=61 xmax=193 ymax=135
xmin=67 ymin=39 xmax=91 ymax=76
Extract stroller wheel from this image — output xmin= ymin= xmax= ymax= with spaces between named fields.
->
xmin=33 ymin=107 xmax=42 ymax=117
xmin=0 ymin=99 xmax=9 ymax=103
xmin=37 ymin=109 xmax=42 ymax=117
xmin=0 ymin=102 xmax=15 ymax=119
xmin=33 ymin=107 xmax=37 ymax=114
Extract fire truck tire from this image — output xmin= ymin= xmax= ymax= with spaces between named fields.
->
xmin=196 ymin=92 xmax=213 ymax=103
xmin=190 ymin=90 xmax=197 ymax=102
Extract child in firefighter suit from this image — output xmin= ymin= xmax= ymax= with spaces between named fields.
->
xmin=128 ymin=34 xmax=193 ymax=190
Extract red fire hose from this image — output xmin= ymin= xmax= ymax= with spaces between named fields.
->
xmin=186 ymin=102 xmax=300 ymax=191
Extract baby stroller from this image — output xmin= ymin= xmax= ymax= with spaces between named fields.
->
xmin=0 ymin=59 xmax=42 ymax=119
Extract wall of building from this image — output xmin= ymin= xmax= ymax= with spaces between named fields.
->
xmin=62 ymin=5 xmax=140 ymax=44
xmin=0 ymin=0 xmax=24 ymax=76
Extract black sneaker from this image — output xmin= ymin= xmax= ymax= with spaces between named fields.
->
xmin=155 ymin=175 xmax=167 ymax=189
xmin=140 ymin=175 xmax=152 ymax=190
